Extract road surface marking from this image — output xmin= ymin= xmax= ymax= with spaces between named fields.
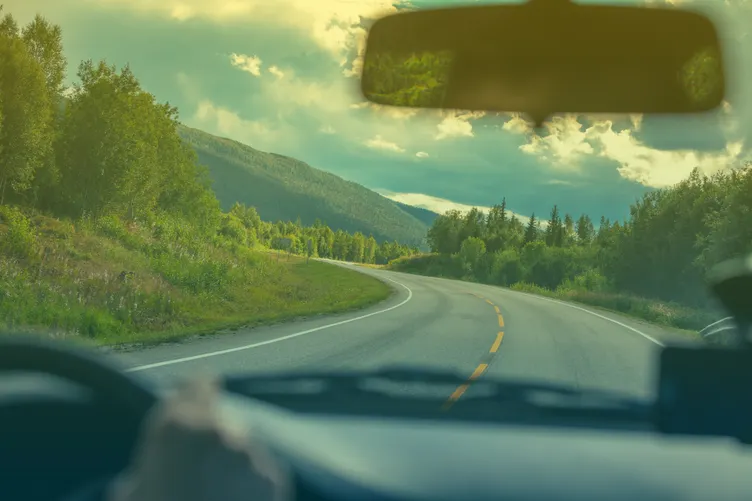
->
xmin=470 ymin=363 xmax=488 ymax=379
xmin=443 ymin=384 xmax=470 ymax=407
xmin=442 ymin=363 xmax=489 ymax=410
xmin=502 ymin=289 xmax=664 ymax=346
xmin=444 ymin=291 xmax=505 ymax=410
xmin=490 ymin=332 xmax=504 ymax=353
xmin=126 ymin=275 xmax=414 ymax=373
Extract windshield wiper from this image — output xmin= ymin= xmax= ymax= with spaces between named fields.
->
xmin=222 ymin=366 xmax=653 ymax=427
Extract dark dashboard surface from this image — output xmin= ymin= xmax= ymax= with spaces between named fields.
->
xmin=2 ymin=377 xmax=752 ymax=501
xmin=220 ymin=393 xmax=752 ymax=501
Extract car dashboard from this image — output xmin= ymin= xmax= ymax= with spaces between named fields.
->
xmin=2 ymin=377 xmax=752 ymax=501
xmin=218 ymin=393 xmax=752 ymax=501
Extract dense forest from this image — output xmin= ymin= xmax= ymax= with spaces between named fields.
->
xmin=392 ymin=168 xmax=752 ymax=331
xmin=0 ymin=6 xmax=415 ymax=340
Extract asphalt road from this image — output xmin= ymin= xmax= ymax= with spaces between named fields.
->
xmin=109 ymin=262 xmax=693 ymax=403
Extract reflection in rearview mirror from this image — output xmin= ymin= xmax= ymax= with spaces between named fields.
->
xmin=360 ymin=1 xmax=726 ymax=124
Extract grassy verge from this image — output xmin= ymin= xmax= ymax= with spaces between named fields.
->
xmin=508 ymin=283 xmax=705 ymax=339
xmin=355 ymin=263 xmax=386 ymax=269
xmin=0 ymin=207 xmax=391 ymax=347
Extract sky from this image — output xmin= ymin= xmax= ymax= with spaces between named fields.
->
xmin=5 ymin=0 xmax=751 ymax=223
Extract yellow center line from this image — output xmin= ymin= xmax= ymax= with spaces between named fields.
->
xmin=449 ymin=384 xmax=470 ymax=400
xmin=442 ymin=363 xmax=489 ymax=410
xmin=490 ymin=332 xmax=504 ymax=353
xmin=443 ymin=296 xmax=507 ymax=411
xmin=470 ymin=363 xmax=488 ymax=379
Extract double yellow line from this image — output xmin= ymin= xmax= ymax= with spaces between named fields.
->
xmin=442 ymin=294 xmax=505 ymax=410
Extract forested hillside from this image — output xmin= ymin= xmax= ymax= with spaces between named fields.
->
xmin=392 ymin=172 xmax=752 ymax=332
xmin=178 ymin=126 xmax=430 ymax=247
xmin=0 ymin=6 xmax=417 ymax=342
xmin=391 ymin=200 xmax=439 ymax=227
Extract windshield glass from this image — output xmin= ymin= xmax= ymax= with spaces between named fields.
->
xmin=0 ymin=0 xmax=750 ymax=413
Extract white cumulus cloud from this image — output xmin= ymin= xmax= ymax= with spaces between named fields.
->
xmin=435 ymin=111 xmax=484 ymax=140
xmin=229 ymin=53 xmax=262 ymax=76
xmin=365 ymin=135 xmax=405 ymax=153
xmin=268 ymin=65 xmax=285 ymax=79
xmin=378 ymin=191 xmax=535 ymax=223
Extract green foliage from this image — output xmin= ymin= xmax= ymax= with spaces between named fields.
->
xmin=0 ymin=22 xmax=53 ymax=205
xmin=362 ymin=50 xmax=454 ymax=107
xmin=177 ymin=125 xmax=429 ymax=247
xmin=0 ymin=205 xmax=39 ymax=259
xmin=398 ymin=166 xmax=752 ymax=331
xmin=459 ymin=237 xmax=485 ymax=274
xmin=0 ymin=5 xmax=405 ymax=341
xmin=0 ymin=207 xmax=395 ymax=342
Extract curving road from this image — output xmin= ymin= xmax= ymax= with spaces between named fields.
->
xmin=112 ymin=262 xmax=695 ymax=402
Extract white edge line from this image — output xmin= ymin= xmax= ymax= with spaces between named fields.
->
xmin=125 ymin=276 xmax=413 ymax=373
xmin=703 ymin=325 xmax=737 ymax=338
xmin=496 ymin=288 xmax=665 ymax=347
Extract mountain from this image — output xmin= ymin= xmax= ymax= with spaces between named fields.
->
xmin=391 ymin=201 xmax=440 ymax=226
xmin=178 ymin=125 xmax=429 ymax=247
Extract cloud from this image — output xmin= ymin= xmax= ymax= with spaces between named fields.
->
xmin=592 ymin=123 xmax=745 ymax=188
xmin=380 ymin=191 xmax=492 ymax=215
xmin=504 ymin=112 xmax=747 ymax=186
xmin=416 ymin=151 xmax=429 ymax=158
xmin=365 ymin=135 xmax=405 ymax=153
xmin=189 ymin=99 xmax=297 ymax=151
xmin=502 ymin=114 xmax=532 ymax=134
xmin=229 ymin=53 xmax=262 ymax=76
xmin=349 ymin=101 xmax=419 ymax=120
xmin=268 ymin=65 xmax=285 ymax=79
xmin=319 ymin=125 xmax=336 ymax=134
xmin=86 ymin=0 xmax=398 ymax=65
xmin=435 ymin=111 xmax=485 ymax=140
xmin=368 ymin=104 xmax=419 ymax=120
xmin=379 ymin=191 xmax=534 ymax=223
xmin=519 ymin=116 xmax=596 ymax=170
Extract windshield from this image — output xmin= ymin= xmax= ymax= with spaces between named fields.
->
xmin=0 ymin=0 xmax=750 ymax=415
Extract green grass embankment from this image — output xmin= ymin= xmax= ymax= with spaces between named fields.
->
xmin=0 ymin=206 xmax=391 ymax=347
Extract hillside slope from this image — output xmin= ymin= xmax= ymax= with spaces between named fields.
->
xmin=392 ymin=200 xmax=439 ymax=226
xmin=178 ymin=125 xmax=429 ymax=247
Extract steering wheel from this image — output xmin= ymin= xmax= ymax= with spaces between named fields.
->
xmin=0 ymin=336 xmax=156 ymax=415
xmin=0 ymin=337 xmax=158 ymax=501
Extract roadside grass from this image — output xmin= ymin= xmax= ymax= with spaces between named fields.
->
xmin=508 ymin=282 xmax=705 ymax=339
xmin=355 ymin=263 xmax=386 ymax=269
xmin=0 ymin=206 xmax=392 ymax=347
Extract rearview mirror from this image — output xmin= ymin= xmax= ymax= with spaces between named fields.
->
xmin=361 ymin=0 xmax=726 ymax=125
